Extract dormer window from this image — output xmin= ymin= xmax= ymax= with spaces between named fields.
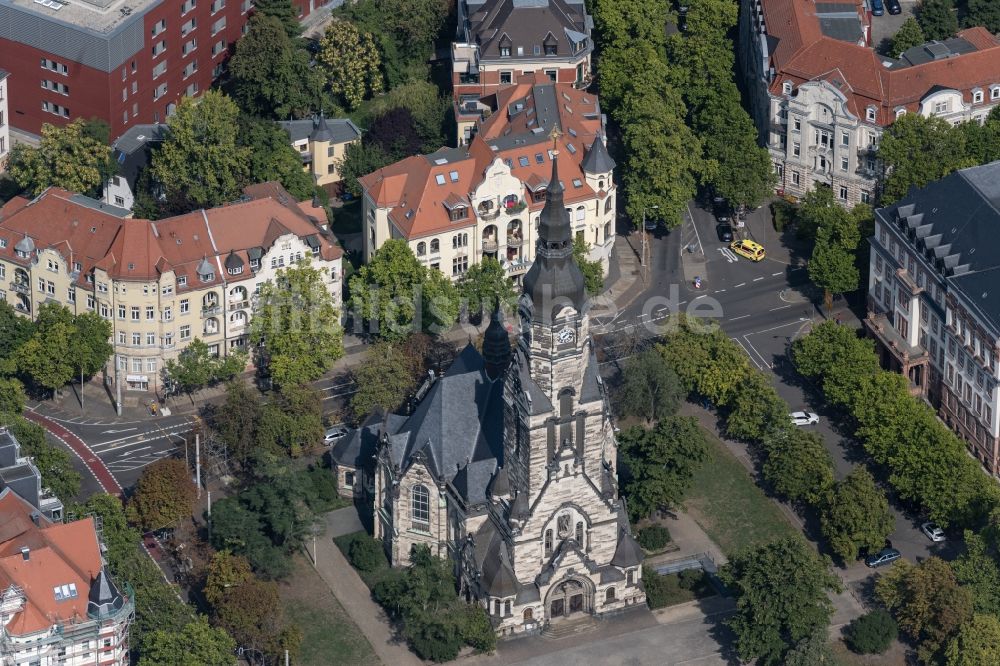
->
xmin=895 ymin=108 xmax=907 ymax=119
xmin=544 ymin=44 xmax=557 ymax=56
xmin=991 ymin=86 xmax=1000 ymax=100
xmin=250 ymin=258 xmax=260 ymax=269
xmin=228 ymin=266 xmax=242 ymax=275
xmin=782 ymin=81 xmax=793 ymax=95
xmin=866 ymin=106 xmax=877 ymax=121
xmin=178 ymin=276 xmax=188 ymax=287
xmin=449 ymin=205 xmax=468 ymax=222
xmin=973 ymin=90 xmax=984 ymax=104
xmin=202 ymin=271 xmax=215 ymax=282
xmin=500 ymin=45 xmax=511 ymax=57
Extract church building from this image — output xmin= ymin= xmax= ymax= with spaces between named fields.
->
xmin=332 ymin=151 xmax=644 ymax=636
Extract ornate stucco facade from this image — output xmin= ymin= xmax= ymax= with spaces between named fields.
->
xmin=334 ymin=154 xmax=643 ymax=636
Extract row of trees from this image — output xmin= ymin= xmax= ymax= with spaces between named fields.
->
xmin=592 ymin=0 xmax=773 ymax=228
xmin=879 ymin=108 xmax=1000 ymax=203
xmin=915 ymin=0 xmax=1000 ymax=42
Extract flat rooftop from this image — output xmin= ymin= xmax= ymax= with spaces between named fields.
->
xmin=1 ymin=0 xmax=158 ymax=35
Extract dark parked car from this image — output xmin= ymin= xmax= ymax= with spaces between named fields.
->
xmin=716 ymin=223 xmax=734 ymax=243
xmin=887 ymin=0 xmax=901 ymax=13
xmin=870 ymin=0 xmax=884 ymax=15
xmin=864 ymin=547 xmax=901 ymax=568
xmin=712 ymin=196 xmax=731 ymax=223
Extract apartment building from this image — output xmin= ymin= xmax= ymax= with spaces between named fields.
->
xmin=451 ymin=0 xmax=593 ymax=144
xmin=0 ymin=182 xmax=342 ymax=395
xmin=0 ymin=0 xmax=327 ymax=141
xmin=0 ymin=70 xmax=9 ymax=172
xmin=278 ymin=114 xmax=361 ymax=189
xmin=738 ymin=0 xmax=1000 ymax=206
xmin=0 ymin=487 xmax=132 ymax=666
xmin=102 ymin=123 xmax=168 ymax=212
xmin=0 ymin=427 xmax=64 ymax=521
xmin=358 ymin=77 xmax=615 ymax=282
xmin=866 ymin=160 xmax=1000 ymax=475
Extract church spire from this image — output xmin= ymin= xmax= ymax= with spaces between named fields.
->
xmin=521 ymin=149 xmax=586 ymax=322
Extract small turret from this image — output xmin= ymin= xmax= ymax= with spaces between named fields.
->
xmin=482 ymin=303 xmax=511 ymax=380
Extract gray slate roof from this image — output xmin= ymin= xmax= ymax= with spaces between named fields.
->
xmin=580 ymin=135 xmax=615 ymax=175
xmin=879 ymin=161 xmax=1000 ymax=333
xmin=278 ymin=116 xmax=361 ymax=144
xmin=466 ymin=0 xmax=592 ymax=61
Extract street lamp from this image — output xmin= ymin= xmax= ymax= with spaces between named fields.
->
xmin=640 ymin=205 xmax=659 ymax=277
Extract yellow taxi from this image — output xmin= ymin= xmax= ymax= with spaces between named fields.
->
xmin=730 ymin=239 xmax=766 ymax=262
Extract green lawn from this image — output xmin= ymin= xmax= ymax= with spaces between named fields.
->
xmin=684 ymin=425 xmax=804 ymax=557
xmin=280 ymin=556 xmax=379 ymax=666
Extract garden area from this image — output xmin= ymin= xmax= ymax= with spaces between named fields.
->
xmin=643 ymin=568 xmax=715 ymax=610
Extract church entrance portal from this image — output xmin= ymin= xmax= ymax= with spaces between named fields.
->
xmin=547 ymin=578 xmax=590 ymax=620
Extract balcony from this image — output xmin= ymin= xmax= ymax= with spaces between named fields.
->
xmin=478 ymin=207 xmax=501 ymax=221
xmin=865 ymin=311 xmax=929 ymax=397
xmin=228 ymin=300 xmax=249 ymax=311
xmin=9 ymin=281 xmax=28 ymax=295
xmin=506 ymin=235 xmax=524 ymax=247
xmin=482 ymin=238 xmax=498 ymax=253
xmin=506 ymin=259 xmax=530 ymax=275
xmin=201 ymin=304 xmax=221 ymax=317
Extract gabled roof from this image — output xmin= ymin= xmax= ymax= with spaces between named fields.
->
xmin=466 ymin=0 xmax=591 ymax=62
xmin=278 ymin=115 xmax=361 ymax=145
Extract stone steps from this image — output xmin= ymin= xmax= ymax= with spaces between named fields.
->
xmin=540 ymin=616 xmax=597 ymax=640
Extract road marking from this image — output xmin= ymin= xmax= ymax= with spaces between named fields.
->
xmin=686 ymin=202 xmax=704 ymax=255
xmin=729 ymin=314 xmax=751 ymax=321
xmin=745 ymin=320 xmax=806 ymax=336
xmin=714 ymin=289 xmax=726 ymax=293
xmin=752 ymin=277 xmax=764 ymax=282
xmin=742 ymin=334 xmax=771 ymax=369
xmin=693 ymin=294 xmax=707 ymax=300
xmin=769 ymin=304 xmax=792 ymax=311
xmin=119 ymin=445 xmax=151 ymax=457
xmin=772 ymin=271 xmax=784 ymax=276
xmin=678 ymin=300 xmax=688 ymax=306
xmin=101 ymin=427 xmax=137 ymax=435
xmin=734 ymin=282 xmax=746 ymax=288
xmin=731 ymin=338 xmax=764 ymax=370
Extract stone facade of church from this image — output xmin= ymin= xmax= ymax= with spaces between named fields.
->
xmin=332 ymin=152 xmax=644 ymax=636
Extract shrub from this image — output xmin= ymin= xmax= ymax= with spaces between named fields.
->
xmin=844 ymin=609 xmax=897 ymax=655
xmin=348 ymin=534 xmax=384 ymax=573
xmin=643 ymin=566 xmax=669 ymax=609
xmin=678 ymin=568 xmax=703 ymax=591
xmin=638 ymin=524 xmax=671 ymax=551
xmin=460 ymin=605 xmax=496 ymax=654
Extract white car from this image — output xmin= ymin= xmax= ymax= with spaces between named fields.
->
xmin=323 ymin=425 xmax=348 ymax=444
xmin=921 ymin=522 xmax=946 ymax=542
xmin=789 ymin=411 xmax=820 ymax=426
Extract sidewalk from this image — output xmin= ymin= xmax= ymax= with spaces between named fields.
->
xmin=645 ymin=510 xmax=729 ymax=570
xmin=308 ymin=523 xmax=422 ymax=666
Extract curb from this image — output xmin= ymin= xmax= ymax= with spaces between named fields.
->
xmin=25 ymin=409 xmax=123 ymax=496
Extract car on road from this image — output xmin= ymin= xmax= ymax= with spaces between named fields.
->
xmin=887 ymin=0 xmax=901 ymax=13
xmin=324 ymin=425 xmax=349 ymax=444
xmin=730 ymin=239 xmax=766 ymax=262
xmin=789 ymin=411 xmax=820 ymax=426
xmin=870 ymin=0 xmax=884 ymax=15
xmin=865 ymin=547 xmax=901 ymax=568
xmin=716 ymin=222 xmax=734 ymax=243
xmin=712 ymin=196 xmax=731 ymax=223
xmin=921 ymin=522 xmax=946 ymax=542
xmin=644 ymin=217 xmax=659 ymax=231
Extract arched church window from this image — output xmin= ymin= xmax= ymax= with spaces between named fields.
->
xmin=411 ymin=485 xmax=430 ymax=528
xmin=544 ymin=529 xmax=553 ymax=557
xmin=557 ymin=513 xmax=570 ymax=539
xmin=504 ymin=600 xmax=511 ymax=616
xmin=559 ymin=388 xmax=573 ymax=419
xmin=575 ymin=521 xmax=583 ymax=544
xmin=523 ymin=608 xmax=534 ymax=622
xmin=627 ymin=569 xmax=634 ymax=585
xmin=494 ymin=599 xmax=501 ymax=615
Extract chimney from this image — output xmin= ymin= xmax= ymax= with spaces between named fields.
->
xmin=20 ymin=547 xmax=29 ymax=561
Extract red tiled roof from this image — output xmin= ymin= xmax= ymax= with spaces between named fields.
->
xmin=763 ymin=0 xmax=1000 ymax=125
xmin=0 ymin=489 xmax=104 ymax=636
xmin=0 ymin=183 xmax=341 ymax=291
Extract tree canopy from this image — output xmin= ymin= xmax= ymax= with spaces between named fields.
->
xmin=572 ymin=237 xmax=605 ymax=296
xmin=250 ymin=263 xmax=344 ymax=388
xmin=317 ymin=19 xmax=383 ymax=110
xmin=616 ymin=347 xmax=683 ymax=424
xmin=721 ymin=538 xmax=840 ymax=665
xmin=965 ymin=0 xmax=1000 ymax=33
xmin=457 ymin=257 xmax=517 ymax=316
xmin=945 ymin=614 xmax=1000 ymax=666
xmin=0 ymin=413 xmax=80 ymax=502
xmin=138 ymin=617 xmax=237 ymax=666
xmin=821 ymin=467 xmax=895 ymax=562
xmin=164 ymin=339 xmax=246 ymax=396
xmin=918 ymin=0 xmax=959 ymax=41
xmin=7 ymin=120 xmax=115 ymax=197
xmin=890 ymin=17 xmax=925 ymax=58
xmin=762 ymin=429 xmax=835 ymax=506
xmin=127 ymin=457 xmax=197 ymax=531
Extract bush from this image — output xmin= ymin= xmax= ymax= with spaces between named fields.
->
xmin=638 ymin=524 xmax=671 ymax=551
xmin=678 ymin=568 xmax=703 ymax=591
xmin=348 ymin=534 xmax=384 ymax=573
xmin=460 ymin=605 xmax=496 ymax=654
xmin=844 ymin=609 xmax=897 ymax=655
xmin=772 ymin=200 xmax=795 ymax=232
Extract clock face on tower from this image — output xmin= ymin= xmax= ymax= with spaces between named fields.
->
xmin=557 ymin=326 xmax=575 ymax=344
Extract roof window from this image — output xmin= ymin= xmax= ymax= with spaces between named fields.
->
xmin=435 ymin=174 xmax=445 ymax=185
xmin=518 ymin=156 xmax=529 ymax=167
xmin=449 ymin=170 xmax=459 ymax=182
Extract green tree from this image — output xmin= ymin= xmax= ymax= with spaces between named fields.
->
xmin=228 ymin=16 xmax=324 ymax=119
xmin=951 ymin=531 xmax=1000 ymax=617
xmin=724 ymin=374 xmax=791 ymax=443
xmin=348 ymin=239 xmax=459 ymax=340
xmin=18 ymin=304 xmax=75 ymax=397
xmin=876 ymin=557 xmax=973 ymax=660
xmin=878 ymin=113 xmax=972 ymax=203
xmin=964 ymin=0 xmax=1000 ymax=32
xmin=255 ymin=384 xmax=324 ymax=457
xmin=349 ymin=341 xmax=422 ymax=419
xmin=7 ymin=120 xmax=115 ymax=197
xmin=204 ymin=551 xmax=254 ymax=607
xmin=0 ymin=301 xmax=36 ymax=375
xmin=784 ymin=630 xmax=835 ymax=666
xmin=721 ymin=538 xmax=840 ymax=665
xmin=317 ymin=19 xmax=383 ymax=110
xmin=762 ymin=429 xmax=835 ymax=506
xmin=337 ymin=141 xmax=392 ymax=198
xmin=616 ymin=348 xmax=683 ymax=424
xmin=945 ymin=614 xmax=1000 ymax=666
xmin=792 ymin=321 xmax=880 ymax=406
xmin=164 ymin=339 xmax=247 ymax=396
xmin=238 ymin=115 xmax=317 ymax=201
xmin=210 ymin=570 xmax=294 ymax=662
xmin=138 ymin=617 xmax=237 ymax=666
xmin=71 ymin=311 xmax=113 ymax=380
xmin=126 ymin=457 xmax=196 ymax=531
xmin=250 ymin=0 xmax=301 ymax=39
xmin=362 ymin=81 xmax=450 ymax=152
xmin=572 ymin=236 xmax=605 ymax=295
xmin=250 ymin=263 xmax=344 ymax=388
xmin=457 ymin=257 xmax=517 ymax=316
xmin=211 ymin=381 xmax=262 ymax=465
xmin=151 ymin=91 xmax=251 ymax=212
xmin=890 ymin=17 xmax=926 ymax=58
xmin=809 ymin=228 xmax=860 ymax=310
xmin=918 ymin=0 xmax=959 ymax=40
xmin=0 ymin=378 xmax=26 ymax=415
xmin=619 ymin=417 xmax=708 ymax=521
xmin=659 ymin=322 xmax=755 ymax=406
xmin=0 ymin=413 xmax=80 ymax=501
xmin=379 ymin=0 xmax=448 ymax=59
xmin=844 ymin=609 xmax=897 ymax=654
xmin=593 ymin=0 xmax=670 ymax=51
xmin=821 ymin=467 xmax=895 ymax=561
